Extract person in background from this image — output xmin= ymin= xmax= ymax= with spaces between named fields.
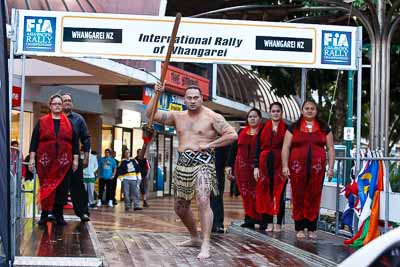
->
xmin=111 ymin=150 xmax=120 ymax=205
xmin=97 ymin=149 xmax=117 ymax=208
xmin=118 ymin=149 xmax=143 ymax=211
xmin=62 ymin=93 xmax=91 ymax=222
xmin=29 ymin=94 xmax=79 ymax=226
xmin=10 ymin=140 xmax=19 ymax=175
xmin=211 ymin=145 xmax=229 ymax=233
xmin=226 ymin=108 xmax=263 ymax=229
xmin=282 ymin=100 xmax=335 ymax=239
xmin=254 ymin=102 xmax=287 ymax=232
xmin=83 ymin=150 xmax=98 ymax=209
xmin=135 ymin=147 xmax=151 ymax=208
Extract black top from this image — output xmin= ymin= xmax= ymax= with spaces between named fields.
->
xmin=67 ymin=111 xmax=91 ymax=153
xmin=226 ymin=128 xmax=243 ymax=168
xmin=135 ymin=157 xmax=149 ymax=177
xmin=29 ymin=119 xmax=79 ymax=154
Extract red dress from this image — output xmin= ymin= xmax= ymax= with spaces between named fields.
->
xmin=234 ymin=125 xmax=262 ymax=221
xmin=256 ymin=120 xmax=287 ymax=215
xmin=289 ymin=119 xmax=329 ymax=222
xmin=36 ymin=114 xmax=72 ymax=211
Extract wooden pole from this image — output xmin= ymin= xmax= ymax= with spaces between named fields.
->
xmin=147 ymin=13 xmax=181 ymax=129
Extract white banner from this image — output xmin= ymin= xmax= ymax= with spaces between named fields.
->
xmin=15 ymin=9 xmax=359 ymax=70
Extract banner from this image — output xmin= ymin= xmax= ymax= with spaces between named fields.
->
xmin=15 ymin=9 xmax=358 ymax=70
xmin=0 ymin=2 xmax=11 ymax=266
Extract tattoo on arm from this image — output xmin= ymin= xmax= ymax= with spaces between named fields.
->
xmin=214 ymin=114 xmax=230 ymax=133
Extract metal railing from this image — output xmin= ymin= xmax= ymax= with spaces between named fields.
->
xmin=320 ymin=155 xmax=400 ymax=237
xmin=10 ymin=147 xmax=38 ymax=259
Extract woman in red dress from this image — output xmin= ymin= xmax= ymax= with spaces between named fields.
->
xmin=29 ymin=94 xmax=79 ymax=226
xmin=254 ymin=102 xmax=287 ymax=232
xmin=226 ymin=108 xmax=263 ymax=228
xmin=282 ymin=100 xmax=335 ymax=239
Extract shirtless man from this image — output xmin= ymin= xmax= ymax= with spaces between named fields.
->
xmin=146 ymin=82 xmax=237 ymax=259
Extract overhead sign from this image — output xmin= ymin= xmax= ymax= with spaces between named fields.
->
xmin=163 ymin=64 xmax=210 ymax=98
xmin=142 ymin=86 xmax=186 ymax=111
xmin=15 ymin=9 xmax=358 ymax=70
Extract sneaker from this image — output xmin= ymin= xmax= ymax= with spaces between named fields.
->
xmin=143 ymin=200 xmax=149 ymax=208
xmin=108 ymin=200 xmax=114 ymax=208
xmin=133 ymin=207 xmax=143 ymax=211
xmin=97 ymin=200 xmax=102 ymax=207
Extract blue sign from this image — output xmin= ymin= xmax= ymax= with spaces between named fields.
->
xmin=321 ymin=31 xmax=351 ymax=65
xmin=23 ymin=16 xmax=56 ymax=52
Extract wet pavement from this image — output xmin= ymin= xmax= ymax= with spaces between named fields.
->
xmin=18 ymin=194 xmax=355 ymax=266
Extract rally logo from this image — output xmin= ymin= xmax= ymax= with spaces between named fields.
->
xmin=23 ymin=16 xmax=56 ymax=52
xmin=321 ymin=31 xmax=351 ymax=65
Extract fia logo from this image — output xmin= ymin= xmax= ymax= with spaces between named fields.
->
xmin=321 ymin=30 xmax=351 ymax=65
xmin=23 ymin=16 xmax=56 ymax=52
xmin=323 ymin=32 xmax=349 ymax=48
xmin=26 ymin=18 xmax=54 ymax=33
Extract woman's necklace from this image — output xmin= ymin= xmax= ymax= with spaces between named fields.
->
xmin=249 ymin=127 xmax=257 ymax=135
xmin=306 ymin=122 xmax=313 ymax=132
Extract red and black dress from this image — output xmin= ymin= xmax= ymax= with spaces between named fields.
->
xmin=227 ymin=125 xmax=263 ymax=227
xmin=29 ymin=113 xmax=79 ymax=217
xmin=254 ymin=120 xmax=287 ymax=225
xmin=288 ymin=119 xmax=331 ymax=231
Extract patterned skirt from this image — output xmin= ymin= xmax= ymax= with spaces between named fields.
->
xmin=173 ymin=149 xmax=218 ymax=200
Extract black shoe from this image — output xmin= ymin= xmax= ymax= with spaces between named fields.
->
xmin=80 ymin=214 xmax=90 ymax=222
xmin=37 ymin=213 xmax=48 ymax=226
xmin=125 ymin=207 xmax=130 ymax=212
xmin=240 ymin=222 xmax=255 ymax=229
xmin=259 ymin=224 xmax=268 ymax=231
xmin=56 ymin=215 xmax=67 ymax=226
xmin=47 ymin=213 xmax=56 ymax=222
xmin=143 ymin=201 xmax=149 ymax=208
xmin=133 ymin=207 xmax=143 ymax=211
xmin=212 ymin=226 xmax=225 ymax=233
xmin=113 ymin=201 xmax=118 ymax=205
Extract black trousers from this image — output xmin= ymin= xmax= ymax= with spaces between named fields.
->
xmin=69 ymin=160 xmax=89 ymax=217
xmin=295 ymin=218 xmax=318 ymax=231
xmin=110 ymin=175 xmax=118 ymax=203
xmin=211 ymin=171 xmax=225 ymax=229
xmin=262 ymin=180 xmax=287 ymax=225
xmin=99 ymin=178 xmax=114 ymax=203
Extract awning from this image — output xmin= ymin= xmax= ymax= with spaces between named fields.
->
xmin=213 ymin=64 xmax=301 ymax=122
xmin=12 ymin=57 xmax=158 ymax=85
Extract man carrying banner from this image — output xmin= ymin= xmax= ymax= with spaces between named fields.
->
xmin=145 ymin=82 xmax=237 ymax=259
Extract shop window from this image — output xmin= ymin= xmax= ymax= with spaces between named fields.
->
xmin=101 ymin=126 xmax=113 ymax=156
xmin=11 ymin=110 xmax=33 ymax=156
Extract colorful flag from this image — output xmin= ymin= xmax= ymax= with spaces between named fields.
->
xmin=345 ymin=160 xmax=384 ymax=248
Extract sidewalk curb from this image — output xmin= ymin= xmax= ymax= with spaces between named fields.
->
xmin=227 ymin=221 xmax=337 ymax=267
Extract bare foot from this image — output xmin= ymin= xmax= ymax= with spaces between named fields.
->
xmin=265 ymin=225 xmax=274 ymax=232
xmin=274 ymin=224 xmax=282 ymax=232
xmin=197 ymin=243 xmax=210 ymax=259
xmin=296 ymin=231 xmax=306 ymax=239
xmin=177 ymin=238 xmax=202 ymax=247
xmin=308 ymin=231 xmax=317 ymax=239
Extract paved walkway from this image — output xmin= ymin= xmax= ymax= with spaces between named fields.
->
xmin=18 ymin=194 xmax=354 ymax=266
